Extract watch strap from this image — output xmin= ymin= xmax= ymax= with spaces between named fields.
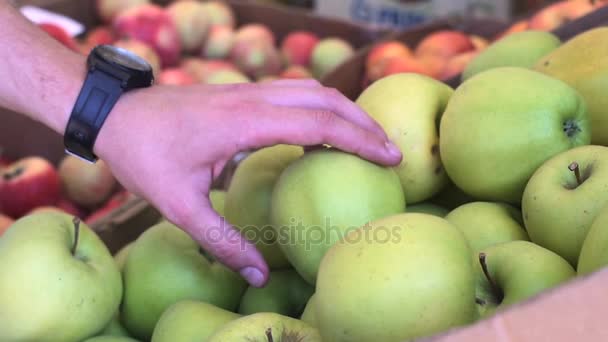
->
xmin=64 ymin=68 xmax=124 ymax=163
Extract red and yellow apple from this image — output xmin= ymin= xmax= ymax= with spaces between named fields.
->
xmin=58 ymin=155 xmax=117 ymax=209
xmin=280 ymin=31 xmax=320 ymax=66
xmin=158 ymin=68 xmax=197 ymax=85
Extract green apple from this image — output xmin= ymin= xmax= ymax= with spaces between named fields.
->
xmin=446 ymin=202 xmax=529 ymax=253
xmin=83 ymin=337 xmax=140 ymax=342
xmin=114 ymin=242 xmax=133 ymax=271
xmin=578 ymin=204 xmax=608 ymax=275
xmin=463 ymin=30 xmax=561 ymax=81
xmin=101 ymin=314 xmax=131 ymax=338
xmin=475 ymin=240 xmax=575 ymax=317
xmin=440 ymin=67 xmax=590 ymax=203
xmin=523 ymin=145 xmax=608 ymax=266
xmin=536 ymin=28 xmax=608 ymax=145
xmin=210 ymin=190 xmax=226 ymax=217
xmin=0 ymin=212 xmax=122 ymax=342
xmin=225 ymin=145 xmax=303 ymax=270
xmin=121 ymin=221 xmax=247 ymax=340
xmin=316 ymin=213 xmax=476 ymax=341
xmin=208 ymin=312 xmax=321 ymax=342
xmin=271 ymin=149 xmax=405 ymax=284
xmin=151 ymin=300 xmax=241 ymax=342
xmin=356 ymin=73 xmax=453 ymax=203
xmin=239 ymin=269 xmax=314 ymax=317
xmin=300 ymin=294 xmax=317 ymax=328
xmin=407 ymin=203 xmax=449 ymax=217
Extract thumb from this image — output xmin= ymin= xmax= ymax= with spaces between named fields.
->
xmin=167 ymin=194 xmax=270 ymax=288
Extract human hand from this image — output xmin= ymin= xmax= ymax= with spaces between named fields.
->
xmin=95 ymin=79 xmax=402 ymax=287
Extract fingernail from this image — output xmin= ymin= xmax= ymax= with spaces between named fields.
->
xmin=385 ymin=141 xmax=402 ymax=158
xmin=240 ymin=267 xmax=265 ymax=287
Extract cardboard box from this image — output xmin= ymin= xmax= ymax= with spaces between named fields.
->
xmin=315 ymin=0 xmax=513 ymax=29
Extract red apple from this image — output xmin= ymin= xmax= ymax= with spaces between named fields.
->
xmin=415 ymin=30 xmax=475 ymax=60
xmin=167 ymin=0 xmax=210 ymax=53
xmin=58 ymin=155 xmax=117 ymax=209
xmin=96 ymin=0 xmax=150 ymax=23
xmin=158 ymin=68 xmax=197 ymax=85
xmin=311 ymin=37 xmax=355 ymax=79
xmin=200 ymin=1 xmax=236 ymax=29
xmin=281 ymin=31 xmax=320 ymax=67
xmin=280 ymin=65 xmax=313 ymax=79
xmin=202 ymin=25 xmax=235 ymax=59
xmin=529 ymin=0 xmax=595 ymax=31
xmin=496 ymin=20 xmax=529 ymax=40
xmin=113 ymin=39 xmax=162 ymax=77
xmin=469 ymin=35 xmax=489 ymax=51
xmin=366 ymin=41 xmax=413 ymax=81
xmin=0 ymin=213 xmax=13 ymax=236
xmin=86 ymin=26 xmax=116 ymax=46
xmin=0 ymin=157 xmax=61 ymax=218
xmin=85 ymin=191 xmax=132 ymax=226
xmin=377 ymin=56 xmax=435 ymax=79
xmin=234 ymin=24 xmax=275 ymax=47
xmin=38 ymin=23 xmax=78 ymax=51
xmin=230 ymin=42 xmax=283 ymax=79
xmin=441 ymin=51 xmax=479 ymax=80
xmin=180 ymin=58 xmax=237 ymax=82
xmin=114 ymin=4 xmax=182 ymax=67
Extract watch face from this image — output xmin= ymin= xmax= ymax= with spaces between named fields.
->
xmin=96 ymin=45 xmax=152 ymax=72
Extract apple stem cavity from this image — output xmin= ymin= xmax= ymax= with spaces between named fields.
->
xmin=569 ymin=162 xmax=583 ymax=186
xmin=479 ymin=253 xmax=503 ymax=302
xmin=2 ymin=166 xmax=24 ymax=181
xmin=563 ymin=119 xmax=581 ymax=138
xmin=71 ymin=217 xmax=81 ymax=256
xmin=266 ymin=328 xmax=274 ymax=342
xmin=475 ymin=297 xmax=486 ymax=305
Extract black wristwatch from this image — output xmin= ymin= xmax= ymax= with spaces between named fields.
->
xmin=64 ymin=45 xmax=154 ymax=163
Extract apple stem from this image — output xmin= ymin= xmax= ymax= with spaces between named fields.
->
xmin=479 ymin=253 xmax=503 ymax=301
xmin=569 ymin=162 xmax=582 ymax=186
xmin=475 ymin=298 xmax=486 ymax=305
xmin=71 ymin=217 xmax=81 ymax=256
xmin=2 ymin=167 xmax=24 ymax=181
xmin=266 ymin=328 xmax=274 ymax=342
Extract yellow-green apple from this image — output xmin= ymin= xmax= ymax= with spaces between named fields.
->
xmin=203 ymin=25 xmax=235 ymax=59
xmin=239 ymin=269 xmax=314 ymax=317
xmin=280 ymin=65 xmax=313 ymax=79
xmin=440 ymin=67 xmax=590 ymax=203
xmin=535 ymin=27 xmax=608 ymax=145
xmin=311 ymin=37 xmax=354 ymax=79
xmin=415 ymin=30 xmax=475 ymax=60
xmin=83 ymin=337 xmax=140 ymax=342
xmin=96 ymin=0 xmax=149 ymax=23
xmin=101 ymin=314 xmax=132 ymax=338
xmin=356 ymin=73 xmax=453 ymax=203
xmin=230 ymin=41 xmax=283 ymax=79
xmin=151 ymin=300 xmax=240 ymax=342
xmin=157 ymin=68 xmax=196 ymax=86
xmin=281 ymin=31 xmax=320 ymax=67
xmin=523 ymin=145 xmax=608 ymax=266
xmin=365 ymin=40 xmax=412 ymax=81
xmin=463 ymin=31 xmax=561 ymax=81
xmin=114 ymin=4 xmax=181 ymax=67
xmin=121 ymin=221 xmax=247 ymax=340
xmin=475 ymin=241 xmax=576 ymax=317
xmin=406 ymin=203 xmax=449 ymax=217
xmin=210 ymin=190 xmax=226 ymax=217
xmin=469 ymin=35 xmax=489 ymax=51
xmin=446 ymin=202 xmax=529 ymax=253
xmin=201 ymin=1 xmax=236 ymax=29
xmin=271 ymin=149 xmax=405 ymax=284
xmin=225 ymin=145 xmax=303 ymax=270
xmin=113 ymin=39 xmax=161 ymax=77
xmin=0 ymin=156 xmax=61 ymax=218
xmin=58 ymin=155 xmax=117 ymax=209
xmin=167 ymin=0 xmax=209 ymax=53
xmin=0 ymin=212 xmax=122 ymax=341
xmin=578 ymin=204 xmax=608 ymax=275
xmin=300 ymin=294 xmax=317 ymax=327
xmin=205 ymin=70 xmax=251 ymax=84
xmin=315 ymin=213 xmax=476 ymax=341
xmin=0 ymin=213 xmax=14 ymax=236
xmin=114 ymin=242 xmax=133 ymax=271
xmin=528 ymin=0 xmax=595 ymax=31
xmin=208 ymin=312 xmax=321 ymax=342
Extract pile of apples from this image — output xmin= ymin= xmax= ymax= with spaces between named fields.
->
xmin=0 ymin=153 xmax=130 ymax=236
xmin=41 ymin=0 xmax=357 ymax=85
xmin=2 ymin=21 xmax=608 ymax=341
xmin=365 ymin=0 xmax=607 ymax=85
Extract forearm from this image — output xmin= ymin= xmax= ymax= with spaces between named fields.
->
xmin=0 ymin=1 xmax=85 ymax=133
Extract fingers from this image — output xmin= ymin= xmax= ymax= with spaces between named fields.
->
xmin=257 ymin=84 xmax=389 ymax=140
xmin=163 ymin=190 xmax=270 ymax=288
xmin=245 ymin=107 xmax=402 ymax=166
